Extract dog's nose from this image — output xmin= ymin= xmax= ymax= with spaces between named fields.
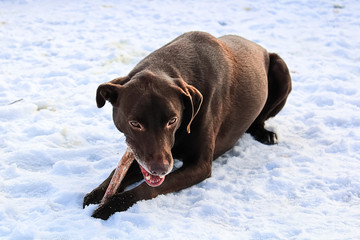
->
xmin=149 ymin=163 xmax=170 ymax=176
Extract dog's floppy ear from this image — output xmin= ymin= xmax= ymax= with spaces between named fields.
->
xmin=96 ymin=77 xmax=129 ymax=108
xmin=185 ymin=85 xmax=203 ymax=133
xmin=174 ymin=79 xmax=203 ymax=133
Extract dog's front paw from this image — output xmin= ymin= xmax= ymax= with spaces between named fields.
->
xmin=83 ymin=188 xmax=105 ymax=208
xmin=91 ymin=192 xmax=136 ymax=220
xmin=91 ymin=202 xmax=114 ymax=220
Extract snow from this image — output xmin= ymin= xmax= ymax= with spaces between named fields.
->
xmin=0 ymin=0 xmax=359 ymax=239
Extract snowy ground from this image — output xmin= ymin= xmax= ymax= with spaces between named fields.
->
xmin=1 ymin=0 xmax=360 ymax=239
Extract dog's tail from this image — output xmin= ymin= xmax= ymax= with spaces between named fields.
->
xmin=267 ymin=53 xmax=292 ymax=118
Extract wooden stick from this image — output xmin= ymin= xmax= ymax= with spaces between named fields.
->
xmin=101 ymin=148 xmax=134 ymax=204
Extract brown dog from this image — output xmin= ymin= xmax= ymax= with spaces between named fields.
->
xmin=83 ymin=31 xmax=291 ymax=219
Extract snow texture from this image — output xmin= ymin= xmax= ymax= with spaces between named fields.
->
xmin=1 ymin=0 xmax=359 ymax=239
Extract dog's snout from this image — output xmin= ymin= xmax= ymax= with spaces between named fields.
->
xmin=145 ymin=152 xmax=173 ymax=176
xmin=149 ymin=162 xmax=170 ymax=176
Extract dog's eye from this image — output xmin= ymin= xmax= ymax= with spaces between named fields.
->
xmin=168 ymin=118 xmax=177 ymax=126
xmin=129 ymin=121 xmax=142 ymax=129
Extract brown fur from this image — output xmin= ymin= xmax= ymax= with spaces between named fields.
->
xmin=83 ymin=31 xmax=291 ymax=219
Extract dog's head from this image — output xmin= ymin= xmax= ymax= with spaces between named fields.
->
xmin=96 ymin=71 xmax=203 ymax=187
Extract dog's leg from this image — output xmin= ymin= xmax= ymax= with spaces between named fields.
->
xmin=83 ymin=160 xmax=142 ymax=208
xmin=247 ymin=53 xmax=292 ymax=145
xmin=92 ymin=159 xmax=212 ymax=220
xmin=83 ymin=169 xmax=115 ymax=208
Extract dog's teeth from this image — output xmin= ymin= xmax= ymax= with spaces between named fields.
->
xmin=146 ymin=175 xmax=150 ymax=181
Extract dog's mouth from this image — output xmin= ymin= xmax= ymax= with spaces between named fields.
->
xmin=138 ymin=164 xmax=165 ymax=187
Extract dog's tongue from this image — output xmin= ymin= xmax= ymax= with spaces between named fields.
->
xmin=139 ymin=164 xmax=165 ymax=187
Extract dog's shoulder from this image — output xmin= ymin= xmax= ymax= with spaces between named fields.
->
xmin=178 ymin=31 xmax=217 ymax=43
xmin=158 ymin=31 xmax=223 ymax=53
